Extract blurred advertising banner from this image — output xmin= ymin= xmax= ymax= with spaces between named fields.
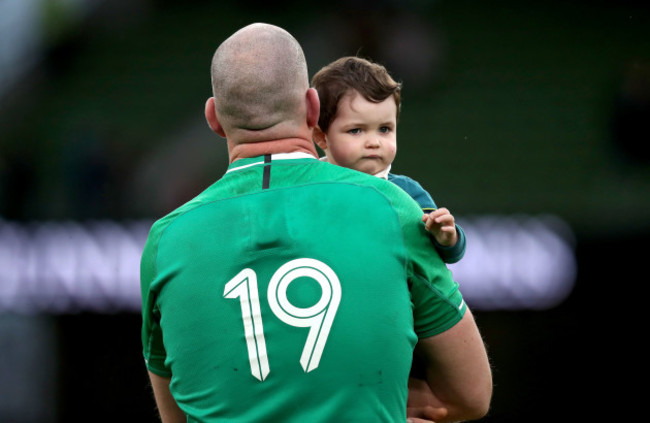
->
xmin=0 ymin=215 xmax=575 ymax=313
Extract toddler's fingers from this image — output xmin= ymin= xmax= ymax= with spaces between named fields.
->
xmin=431 ymin=209 xmax=451 ymax=221
xmin=431 ymin=207 xmax=449 ymax=217
xmin=434 ymin=216 xmax=454 ymax=227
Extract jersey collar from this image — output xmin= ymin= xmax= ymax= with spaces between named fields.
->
xmin=226 ymin=152 xmax=317 ymax=174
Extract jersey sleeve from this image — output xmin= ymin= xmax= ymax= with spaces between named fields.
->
xmin=389 ymin=187 xmax=467 ymax=338
xmin=140 ymin=221 xmax=172 ymax=377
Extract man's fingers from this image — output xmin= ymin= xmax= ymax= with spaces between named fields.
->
xmin=407 ymin=405 xmax=449 ymax=421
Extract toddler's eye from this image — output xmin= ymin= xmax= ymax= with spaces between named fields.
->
xmin=347 ymin=128 xmax=361 ymax=135
xmin=379 ymin=126 xmax=391 ymax=133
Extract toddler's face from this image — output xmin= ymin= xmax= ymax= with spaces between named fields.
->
xmin=324 ymin=90 xmax=397 ymax=175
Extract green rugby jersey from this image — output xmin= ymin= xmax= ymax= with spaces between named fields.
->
xmin=141 ymin=152 xmax=466 ymax=422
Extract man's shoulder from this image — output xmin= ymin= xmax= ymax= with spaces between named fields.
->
xmin=323 ymin=164 xmax=413 ymax=198
xmin=332 ymin=168 xmax=423 ymax=217
xmin=148 ymin=185 xmax=215 ymax=238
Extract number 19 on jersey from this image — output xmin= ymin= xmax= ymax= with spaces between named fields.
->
xmin=224 ymin=258 xmax=342 ymax=381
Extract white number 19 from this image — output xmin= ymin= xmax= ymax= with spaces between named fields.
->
xmin=224 ymin=258 xmax=341 ymax=381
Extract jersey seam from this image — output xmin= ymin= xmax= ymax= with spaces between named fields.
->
xmin=411 ymin=273 xmax=465 ymax=337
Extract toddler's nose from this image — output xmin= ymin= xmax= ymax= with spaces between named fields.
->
xmin=366 ymin=137 xmax=381 ymax=148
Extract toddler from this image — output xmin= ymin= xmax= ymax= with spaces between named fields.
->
xmin=312 ymin=56 xmax=466 ymax=263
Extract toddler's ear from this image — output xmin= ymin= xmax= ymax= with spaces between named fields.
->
xmin=313 ymin=126 xmax=328 ymax=151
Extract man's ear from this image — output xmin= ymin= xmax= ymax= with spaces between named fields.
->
xmin=306 ymin=88 xmax=320 ymax=129
xmin=313 ymin=126 xmax=328 ymax=151
xmin=204 ymin=97 xmax=226 ymax=137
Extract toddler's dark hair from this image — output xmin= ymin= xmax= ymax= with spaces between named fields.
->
xmin=311 ymin=56 xmax=402 ymax=133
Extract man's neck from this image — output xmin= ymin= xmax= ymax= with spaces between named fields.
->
xmin=228 ymin=138 xmax=318 ymax=163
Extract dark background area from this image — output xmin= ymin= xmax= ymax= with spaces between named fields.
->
xmin=1 ymin=0 xmax=648 ymax=421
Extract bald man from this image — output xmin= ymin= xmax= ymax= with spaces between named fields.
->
xmin=140 ymin=23 xmax=491 ymax=423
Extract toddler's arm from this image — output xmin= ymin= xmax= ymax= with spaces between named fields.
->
xmin=421 ymin=208 xmax=466 ymax=264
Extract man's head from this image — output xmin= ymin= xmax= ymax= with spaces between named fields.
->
xmin=205 ymin=23 xmax=319 ymax=152
xmin=311 ymin=56 xmax=402 ymax=134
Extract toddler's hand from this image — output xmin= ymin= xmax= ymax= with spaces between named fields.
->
xmin=422 ymin=208 xmax=458 ymax=247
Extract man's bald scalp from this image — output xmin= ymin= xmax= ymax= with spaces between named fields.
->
xmin=210 ymin=23 xmax=309 ymax=132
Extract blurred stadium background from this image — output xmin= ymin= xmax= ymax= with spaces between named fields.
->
xmin=1 ymin=0 xmax=648 ymax=421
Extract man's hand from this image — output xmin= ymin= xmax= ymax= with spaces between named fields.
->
xmin=422 ymin=208 xmax=458 ymax=247
xmin=407 ymin=417 xmax=442 ymax=423
xmin=407 ymin=376 xmax=448 ymax=423
xmin=407 ymin=405 xmax=448 ymax=423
